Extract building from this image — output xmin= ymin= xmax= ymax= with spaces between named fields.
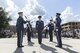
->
xmin=61 ymin=22 xmax=80 ymax=31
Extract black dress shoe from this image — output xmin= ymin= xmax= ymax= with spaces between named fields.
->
xmin=49 ymin=41 xmax=53 ymax=42
xmin=18 ymin=46 xmax=22 ymax=48
xmin=39 ymin=42 xmax=42 ymax=45
xmin=56 ymin=45 xmax=62 ymax=48
xmin=56 ymin=45 xmax=59 ymax=47
xmin=21 ymin=45 xmax=24 ymax=47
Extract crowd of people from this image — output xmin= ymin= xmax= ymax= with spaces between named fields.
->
xmin=61 ymin=29 xmax=80 ymax=39
xmin=0 ymin=30 xmax=14 ymax=38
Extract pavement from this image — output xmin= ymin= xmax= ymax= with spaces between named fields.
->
xmin=0 ymin=36 xmax=80 ymax=53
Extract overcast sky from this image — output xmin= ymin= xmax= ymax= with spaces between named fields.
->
xmin=0 ymin=0 xmax=80 ymax=27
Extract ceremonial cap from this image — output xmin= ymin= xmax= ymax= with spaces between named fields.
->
xmin=56 ymin=13 xmax=61 ymax=15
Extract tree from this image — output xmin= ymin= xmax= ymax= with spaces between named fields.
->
xmin=0 ymin=7 xmax=12 ymax=31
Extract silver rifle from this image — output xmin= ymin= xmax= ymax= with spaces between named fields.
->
xmin=25 ymin=16 xmax=32 ymax=32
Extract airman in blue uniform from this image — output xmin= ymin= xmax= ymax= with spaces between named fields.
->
xmin=48 ymin=19 xmax=54 ymax=42
xmin=36 ymin=16 xmax=44 ymax=44
xmin=44 ymin=27 xmax=48 ymax=38
xmin=55 ymin=13 xmax=62 ymax=48
xmin=27 ymin=21 xmax=33 ymax=42
xmin=16 ymin=12 xmax=27 ymax=47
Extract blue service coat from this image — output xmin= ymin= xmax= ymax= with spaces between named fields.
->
xmin=56 ymin=17 xmax=62 ymax=27
xmin=36 ymin=20 xmax=44 ymax=32
xmin=16 ymin=16 xmax=26 ymax=30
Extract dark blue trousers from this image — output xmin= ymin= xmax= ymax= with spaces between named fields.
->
xmin=17 ymin=29 xmax=23 ymax=46
xmin=38 ymin=31 xmax=42 ymax=44
xmin=49 ymin=30 xmax=53 ymax=41
xmin=56 ymin=27 xmax=62 ymax=47
xmin=27 ymin=31 xmax=32 ymax=42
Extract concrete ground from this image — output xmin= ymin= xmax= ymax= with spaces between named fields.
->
xmin=0 ymin=36 xmax=80 ymax=53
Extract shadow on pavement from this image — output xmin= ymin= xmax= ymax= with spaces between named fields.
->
xmin=40 ymin=43 xmax=57 ymax=53
xmin=32 ymin=51 xmax=36 ymax=53
xmin=61 ymin=47 xmax=78 ymax=53
xmin=13 ymin=47 xmax=24 ymax=53
xmin=53 ymin=41 xmax=72 ymax=47
xmin=28 ymin=42 xmax=34 ymax=46
xmin=53 ymin=41 xmax=78 ymax=53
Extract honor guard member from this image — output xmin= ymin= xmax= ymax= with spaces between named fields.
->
xmin=27 ymin=21 xmax=33 ymax=42
xmin=55 ymin=13 xmax=62 ymax=48
xmin=44 ymin=27 xmax=48 ymax=38
xmin=48 ymin=19 xmax=54 ymax=42
xmin=36 ymin=16 xmax=44 ymax=44
xmin=16 ymin=12 xmax=27 ymax=47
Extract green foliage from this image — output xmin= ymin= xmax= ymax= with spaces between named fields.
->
xmin=0 ymin=7 xmax=12 ymax=31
